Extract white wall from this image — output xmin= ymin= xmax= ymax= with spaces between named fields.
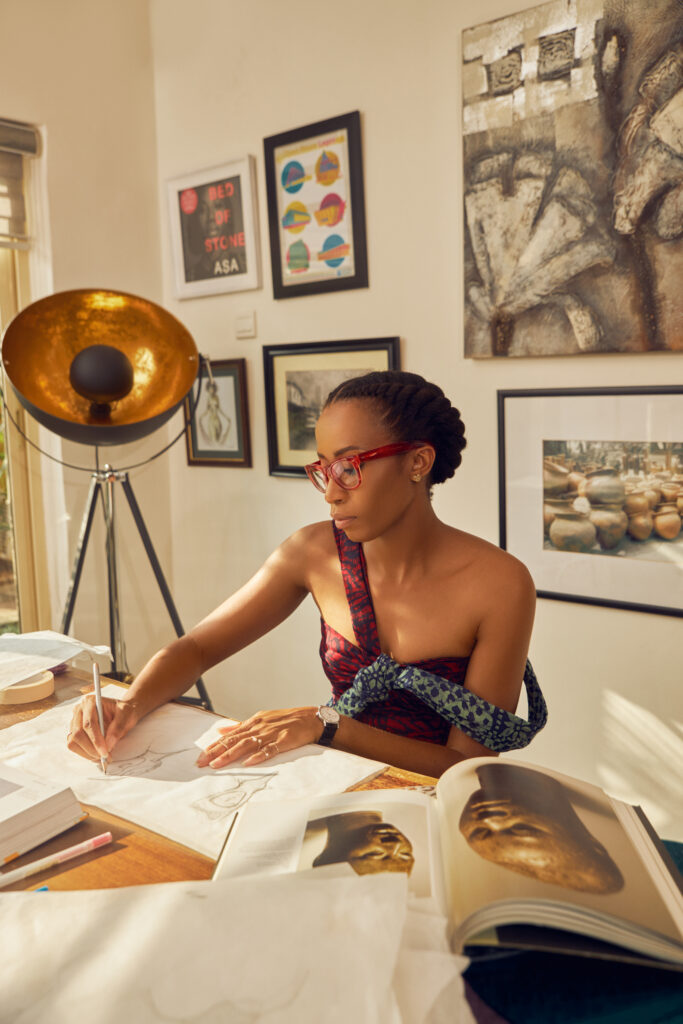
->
xmin=150 ymin=0 xmax=682 ymax=839
xmin=1 ymin=0 xmax=176 ymax=670
xmin=2 ymin=0 xmax=680 ymax=839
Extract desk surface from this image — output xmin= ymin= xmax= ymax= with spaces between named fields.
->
xmin=0 ymin=668 xmax=436 ymax=892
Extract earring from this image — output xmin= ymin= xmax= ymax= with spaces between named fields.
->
xmin=412 ymin=474 xmax=422 ymax=482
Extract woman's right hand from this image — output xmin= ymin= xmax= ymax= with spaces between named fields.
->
xmin=67 ymin=695 xmax=139 ymax=764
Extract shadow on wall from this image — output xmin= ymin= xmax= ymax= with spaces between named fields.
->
xmin=599 ymin=689 xmax=683 ymax=842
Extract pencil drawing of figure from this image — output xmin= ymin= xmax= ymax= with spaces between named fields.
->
xmin=191 ymin=771 xmax=277 ymax=820
xmin=105 ymin=744 xmax=196 ymax=778
xmin=199 ymin=380 xmax=232 ymax=447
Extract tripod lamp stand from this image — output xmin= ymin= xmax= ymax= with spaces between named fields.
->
xmin=2 ymin=288 xmax=213 ymax=710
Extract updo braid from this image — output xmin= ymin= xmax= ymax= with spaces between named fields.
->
xmin=323 ymin=371 xmax=466 ymax=485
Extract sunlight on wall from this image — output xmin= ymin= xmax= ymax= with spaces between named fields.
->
xmin=599 ymin=689 xmax=683 ymax=842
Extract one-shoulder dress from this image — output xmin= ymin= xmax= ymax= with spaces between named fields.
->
xmin=318 ymin=524 xmax=470 ymax=745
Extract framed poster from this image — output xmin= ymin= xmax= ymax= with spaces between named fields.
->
xmin=263 ymin=111 xmax=368 ymax=299
xmin=184 ymin=359 xmax=252 ymax=467
xmin=498 ymin=387 xmax=683 ymax=617
xmin=263 ymin=338 xmax=399 ymax=477
xmin=167 ymin=157 xmax=261 ymax=299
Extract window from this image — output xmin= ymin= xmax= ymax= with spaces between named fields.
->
xmin=0 ymin=118 xmax=47 ymax=633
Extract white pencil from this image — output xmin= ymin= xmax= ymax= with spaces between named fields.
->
xmin=0 ymin=832 xmax=112 ymax=889
xmin=92 ymin=661 xmax=107 ymax=774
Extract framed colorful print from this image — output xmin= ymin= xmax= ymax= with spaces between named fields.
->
xmin=263 ymin=337 xmax=399 ymax=477
xmin=167 ymin=157 xmax=261 ymax=299
xmin=498 ymin=387 xmax=683 ymax=617
xmin=185 ymin=359 xmax=252 ymax=467
xmin=263 ymin=111 xmax=368 ymax=299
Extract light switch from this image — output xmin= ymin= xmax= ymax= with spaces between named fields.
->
xmin=236 ymin=312 xmax=256 ymax=339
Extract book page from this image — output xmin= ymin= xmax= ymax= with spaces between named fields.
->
xmin=435 ymin=758 xmax=683 ymax=949
xmin=215 ymin=787 xmax=446 ymax=911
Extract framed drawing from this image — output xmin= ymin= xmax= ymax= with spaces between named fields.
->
xmin=167 ymin=157 xmax=261 ymax=299
xmin=263 ymin=337 xmax=399 ymax=477
xmin=498 ymin=387 xmax=683 ymax=617
xmin=185 ymin=359 xmax=252 ymax=467
xmin=263 ymin=111 xmax=368 ymax=299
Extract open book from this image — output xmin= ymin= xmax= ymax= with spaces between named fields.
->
xmin=0 ymin=763 xmax=85 ymax=864
xmin=214 ymin=756 xmax=683 ymax=970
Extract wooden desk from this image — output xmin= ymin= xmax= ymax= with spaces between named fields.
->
xmin=0 ymin=669 xmax=434 ymax=892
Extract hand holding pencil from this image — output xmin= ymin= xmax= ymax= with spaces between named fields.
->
xmin=66 ymin=674 xmax=138 ymax=766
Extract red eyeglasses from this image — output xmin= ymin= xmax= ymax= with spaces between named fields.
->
xmin=305 ymin=441 xmax=428 ymax=493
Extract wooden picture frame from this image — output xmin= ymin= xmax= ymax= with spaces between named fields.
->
xmin=263 ymin=338 xmax=399 ymax=477
xmin=263 ymin=111 xmax=368 ymax=299
xmin=498 ymin=386 xmax=683 ymax=617
xmin=185 ymin=359 xmax=252 ymax=467
xmin=167 ymin=157 xmax=261 ymax=299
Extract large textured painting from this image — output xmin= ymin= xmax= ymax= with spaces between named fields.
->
xmin=463 ymin=0 xmax=683 ymax=357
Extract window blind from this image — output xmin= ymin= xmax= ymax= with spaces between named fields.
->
xmin=0 ymin=118 xmax=40 ymax=250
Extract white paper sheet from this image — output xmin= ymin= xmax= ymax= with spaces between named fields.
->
xmin=0 ymin=630 xmax=110 ymax=691
xmin=0 ymin=873 xmax=407 ymax=1024
xmin=0 ymin=685 xmax=385 ymax=858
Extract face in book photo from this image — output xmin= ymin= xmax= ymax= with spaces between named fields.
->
xmin=297 ymin=807 xmax=431 ymax=893
xmin=458 ymin=764 xmax=624 ymax=894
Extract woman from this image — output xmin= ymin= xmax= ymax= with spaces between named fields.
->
xmin=68 ymin=371 xmax=546 ymax=777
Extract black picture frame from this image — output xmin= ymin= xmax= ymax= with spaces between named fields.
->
xmin=184 ymin=359 xmax=252 ymax=467
xmin=263 ymin=338 xmax=399 ymax=477
xmin=263 ymin=111 xmax=368 ymax=299
xmin=498 ymin=386 xmax=683 ymax=618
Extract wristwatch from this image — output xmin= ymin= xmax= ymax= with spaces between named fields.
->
xmin=316 ymin=704 xmax=340 ymax=746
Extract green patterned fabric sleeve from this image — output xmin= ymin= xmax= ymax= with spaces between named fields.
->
xmin=331 ymin=654 xmax=547 ymax=752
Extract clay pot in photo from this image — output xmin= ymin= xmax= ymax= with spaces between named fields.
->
xmin=549 ymin=511 xmax=597 ymax=553
xmin=653 ymin=503 xmax=682 ymax=540
xmin=543 ymin=459 xmax=571 ymax=496
xmin=567 ymin=471 xmax=586 ymax=493
xmin=584 ymin=468 xmax=626 ymax=507
xmin=643 ymin=484 xmax=662 ymax=508
xmin=543 ymin=496 xmax=575 ymax=536
xmin=627 ymin=511 xmax=654 ymax=541
xmin=660 ymin=482 xmax=680 ymax=503
xmin=677 ymin=494 xmax=683 ymax=515
xmin=624 ymin=491 xmax=650 ymax=516
xmin=589 ymin=504 xmax=628 ymax=550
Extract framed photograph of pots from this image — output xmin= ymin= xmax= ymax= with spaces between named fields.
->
xmin=184 ymin=359 xmax=252 ymax=467
xmin=167 ymin=157 xmax=261 ymax=299
xmin=263 ymin=111 xmax=368 ymax=299
xmin=498 ymin=387 xmax=683 ymax=617
xmin=263 ymin=337 xmax=399 ymax=477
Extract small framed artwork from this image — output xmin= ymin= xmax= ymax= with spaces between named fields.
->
xmin=498 ymin=386 xmax=683 ymax=617
xmin=263 ymin=337 xmax=399 ymax=477
xmin=167 ymin=157 xmax=261 ymax=299
xmin=263 ymin=111 xmax=368 ymax=299
xmin=185 ymin=359 xmax=252 ymax=467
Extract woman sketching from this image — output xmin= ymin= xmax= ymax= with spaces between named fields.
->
xmin=68 ymin=371 xmax=547 ymax=778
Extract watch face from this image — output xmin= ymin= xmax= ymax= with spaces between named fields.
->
xmin=318 ymin=705 xmax=339 ymax=725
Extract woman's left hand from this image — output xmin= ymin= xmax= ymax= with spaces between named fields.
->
xmin=195 ymin=706 xmax=323 ymax=768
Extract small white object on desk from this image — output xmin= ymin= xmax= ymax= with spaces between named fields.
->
xmin=0 ymin=669 xmax=54 ymax=705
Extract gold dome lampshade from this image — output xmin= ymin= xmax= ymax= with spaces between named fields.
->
xmin=2 ymin=288 xmax=199 ymax=446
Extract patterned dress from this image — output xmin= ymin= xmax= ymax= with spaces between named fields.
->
xmin=318 ymin=524 xmax=469 ymax=745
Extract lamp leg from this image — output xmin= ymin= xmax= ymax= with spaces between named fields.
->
xmin=119 ymin=473 xmax=213 ymax=711
xmin=60 ymin=473 xmax=101 ymax=635
xmin=101 ymin=466 xmax=129 ymax=680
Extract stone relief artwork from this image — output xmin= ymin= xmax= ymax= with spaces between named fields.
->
xmin=462 ymin=0 xmax=683 ymax=357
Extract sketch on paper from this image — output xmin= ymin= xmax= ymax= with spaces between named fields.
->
xmin=100 ymin=744 xmax=196 ymax=779
xmin=191 ymin=772 xmax=278 ymax=821
xmin=199 ymin=379 xmax=233 ymax=447
xmin=463 ymin=0 xmax=683 ymax=357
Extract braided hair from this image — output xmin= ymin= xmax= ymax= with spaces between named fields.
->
xmin=323 ymin=371 xmax=466 ymax=485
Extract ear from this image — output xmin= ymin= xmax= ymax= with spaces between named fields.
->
xmin=409 ymin=444 xmax=436 ymax=482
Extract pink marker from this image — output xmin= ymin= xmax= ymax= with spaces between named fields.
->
xmin=0 ymin=831 xmax=112 ymax=889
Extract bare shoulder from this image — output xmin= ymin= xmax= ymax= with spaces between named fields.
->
xmin=445 ymin=526 xmax=535 ymax=604
xmin=267 ymin=521 xmax=335 ymax=583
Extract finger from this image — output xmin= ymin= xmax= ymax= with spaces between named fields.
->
xmin=66 ymin=728 xmax=101 ymax=763
xmin=206 ymin=733 xmax=266 ymax=769
xmin=103 ymin=701 xmax=136 ymax=753
xmin=243 ymin=737 xmax=285 ymax=767
xmin=78 ymin=697 xmax=110 ymax=761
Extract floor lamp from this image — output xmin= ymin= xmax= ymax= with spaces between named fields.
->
xmin=2 ymin=288 xmax=213 ymax=710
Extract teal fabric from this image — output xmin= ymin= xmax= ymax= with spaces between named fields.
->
xmin=331 ymin=654 xmax=547 ymax=752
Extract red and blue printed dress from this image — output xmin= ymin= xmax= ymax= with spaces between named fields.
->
xmin=318 ymin=524 xmax=469 ymax=745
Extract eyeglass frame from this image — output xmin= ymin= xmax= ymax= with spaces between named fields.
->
xmin=304 ymin=441 xmax=430 ymax=493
